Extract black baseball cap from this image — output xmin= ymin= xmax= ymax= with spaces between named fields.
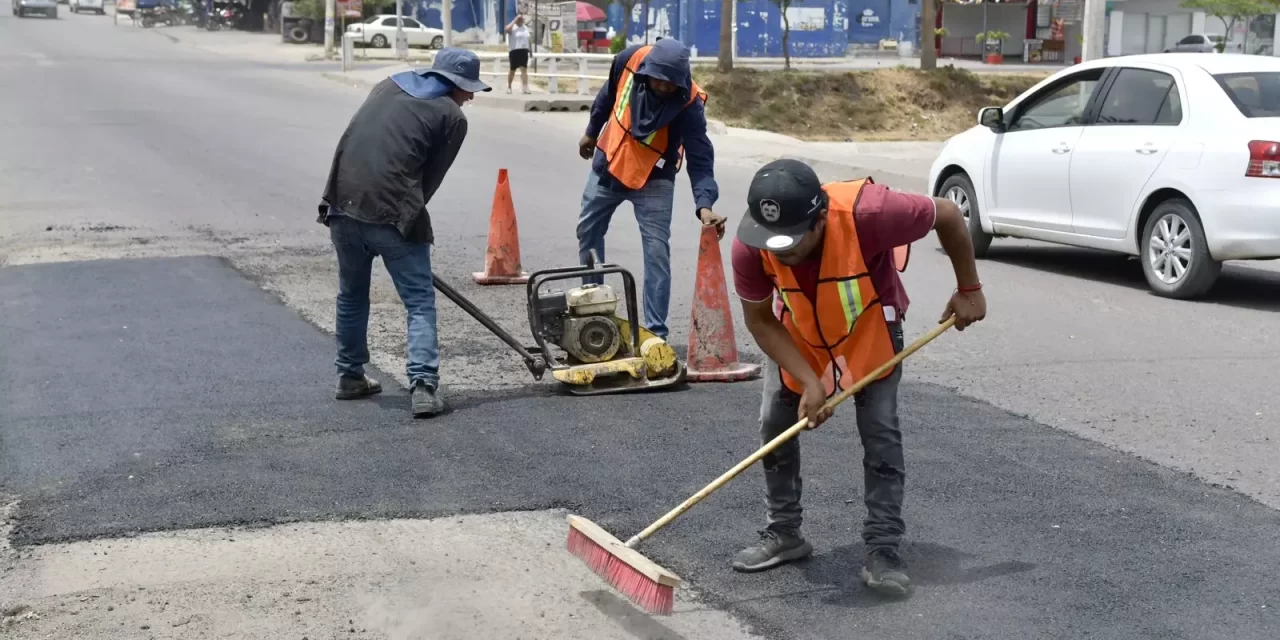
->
xmin=737 ymin=159 xmax=828 ymax=252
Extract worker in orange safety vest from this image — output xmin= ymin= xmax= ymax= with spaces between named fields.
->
xmin=575 ymin=38 xmax=726 ymax=340
xmin=729 ymin=158 xmax=988 ymax=596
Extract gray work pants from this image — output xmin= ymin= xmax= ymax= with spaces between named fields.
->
xmin=759 ymin=322 xmax=905 ymax=551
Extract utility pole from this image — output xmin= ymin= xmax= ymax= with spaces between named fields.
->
xmin=443 ymin=0 xmax=453 ymax=47
xmin=395 ymin=0 xmax=408 ymax=59
xmin=324 ymin=0 xmax=336 ymax=56
xmin=1080 ymin=0 xmax=1106 ymax=62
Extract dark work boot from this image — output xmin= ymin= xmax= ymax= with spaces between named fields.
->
xmin=861 ymin=546 xmax=911 ymax=596
xmin=731 ymin=529 xmax=813 ymax=573
xmin=411 ymin=381 xmax=444 ymax=418
xmin=335 ymin=374 xmax=381 ymax=400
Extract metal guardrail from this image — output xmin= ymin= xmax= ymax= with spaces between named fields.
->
xmin=470 ymin=51 xmax=610 ymax=95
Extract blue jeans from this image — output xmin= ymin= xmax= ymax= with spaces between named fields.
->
xmin=328 ymin=215 xmax=439 ymax=389
xmin=576 ymin=169 xmax=676 ymax=338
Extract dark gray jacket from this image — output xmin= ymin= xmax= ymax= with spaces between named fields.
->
xmin=317 ymin=77 xmax=468 ymax=244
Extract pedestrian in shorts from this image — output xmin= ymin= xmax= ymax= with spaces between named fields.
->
xmin=505 ymin=15 xmax=531 ymax=94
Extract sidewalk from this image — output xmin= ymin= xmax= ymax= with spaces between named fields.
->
xmin=319 ymin=61 xmax=941 ymax=186
xmin=322 ymin=63 xmax=597 ymax=111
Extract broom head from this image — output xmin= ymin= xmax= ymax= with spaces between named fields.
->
xmin=566 ymin=514 xmax=682 ymax=615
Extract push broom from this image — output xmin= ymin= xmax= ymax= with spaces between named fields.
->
xmin=567 ymin=316 xmax=958 ymax=615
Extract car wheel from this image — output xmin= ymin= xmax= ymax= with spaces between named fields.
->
xmin=1140 ymin=198 xmax=1220 ymax=299
xmin=370 ymin=34 xmax=388 ymax=48
xmin=431 ymin=35 xmax=443 ymax=48
xmin=938 ymin=172 xmax=993 ymax=258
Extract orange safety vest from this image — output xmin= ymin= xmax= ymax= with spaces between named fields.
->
xmin=595 ymin=45 xmax=707 ymax=190
xmin=761 ymin=178 xmax=898 ymax=397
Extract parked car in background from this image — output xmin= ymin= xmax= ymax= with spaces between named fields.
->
xmin=69 ymin=0 xmax=105 ymax=13
xmin=1165 ymin=34 xmax=1224 ymax=53
xmin=928 ymin=53 xmax=1280 ymax=299
xmin=13 ymin=0 xmax=59 ymax=17
xmin=346 ymin=15 xmax=445 ymax=49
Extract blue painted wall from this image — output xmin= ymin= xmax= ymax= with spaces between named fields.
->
xmin=606 ymin=0 xmax=851 ymax=58
xmin=404 ymin=0 xmax=489 ymax=32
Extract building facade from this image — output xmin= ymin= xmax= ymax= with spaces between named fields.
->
xmin=401 ymin=0 xmax=1279 ymax=59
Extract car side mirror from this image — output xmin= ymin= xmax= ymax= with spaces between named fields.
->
xmin=979 ymin=107 xmax=1005 ymax=132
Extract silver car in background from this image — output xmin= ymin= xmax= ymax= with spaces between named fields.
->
xmin=14 ymin=0 xmax=59 ymax=16
xmin=1165 ymin=34 xmax=1224 ymax=53
xmin=69 ymin=0 xmax=105 ymax=13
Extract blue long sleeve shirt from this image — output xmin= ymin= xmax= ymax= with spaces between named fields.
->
xmin=584 ymin=46 xmax=719 ymax=214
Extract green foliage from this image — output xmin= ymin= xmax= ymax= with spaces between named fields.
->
xmin=1181 ymin=0 xmax=1274 ymax=43
xmin=290 ymin=0 xmax=324 ymax=20
xmin=609 ymin=34 xmax=627 ymax=54
xmin=1181 ymin=0 xmax=1274 ymax=20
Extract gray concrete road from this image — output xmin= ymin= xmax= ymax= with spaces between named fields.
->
xmin=3 ymin=7 xmax=1280 ymax=640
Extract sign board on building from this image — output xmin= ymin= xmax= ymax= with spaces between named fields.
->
xmin=859 ymin=8 xmax=880 ymax=28
xmin=786 ymin=7 xmax=826 ymax=32
xmin=337 ymin=0 xmax=362 ymax=18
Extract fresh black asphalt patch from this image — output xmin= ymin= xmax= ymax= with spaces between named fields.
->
xmin=2 ymin=256 xmax=1279 ymax=639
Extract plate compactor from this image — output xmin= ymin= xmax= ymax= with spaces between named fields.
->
xmin=433 ymin=252 xmax=686 ymax=396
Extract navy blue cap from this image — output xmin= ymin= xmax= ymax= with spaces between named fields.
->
xmin=424 ymin=47 xmax=491 ymax=93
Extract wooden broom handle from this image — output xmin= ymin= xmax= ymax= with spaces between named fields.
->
xmin=624 ymin=316 xmax=956 ymax=548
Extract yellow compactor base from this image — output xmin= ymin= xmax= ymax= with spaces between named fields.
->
xmin=547 ymin=317 xmax=686 ymax=395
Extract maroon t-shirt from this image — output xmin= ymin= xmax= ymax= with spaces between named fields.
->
xmin=732 ymin=183 xmax=936 ymax=320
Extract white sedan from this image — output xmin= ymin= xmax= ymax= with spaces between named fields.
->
xmin=346 ymin=15 xmax=445 ymax=49
xmin=928 ymin=53 xmax=1280 ymax=298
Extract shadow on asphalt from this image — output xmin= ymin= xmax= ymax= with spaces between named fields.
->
xmin=944 ymin=245 xmax=1280 ymax=312
xmin=799 ymin=542 xmax=1038 ymax=609
xmin=581 ymin=590 xmax=691 ymax=640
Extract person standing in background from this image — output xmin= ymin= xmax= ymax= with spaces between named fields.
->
xmin=505 ymin=15 xmax=532 ymax=94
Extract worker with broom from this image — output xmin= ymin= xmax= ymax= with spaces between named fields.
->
xmin=729 ymin=159 xmax=987 ymax=596
xmin=575 ymin=37 xmax=726 ymax=341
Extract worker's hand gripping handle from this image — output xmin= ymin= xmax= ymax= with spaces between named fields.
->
xmin=623 ymin=316 xmax=958 ymax=548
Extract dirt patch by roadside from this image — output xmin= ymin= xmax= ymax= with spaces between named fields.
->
xmin=694 ymin=66 xmax=1049 ymax=141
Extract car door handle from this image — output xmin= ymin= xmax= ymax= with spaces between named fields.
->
xmin=1051 ymin=145 xmax=1071 ymax=154
xmin=1135 ymin=146 xmax=1159 ymax=155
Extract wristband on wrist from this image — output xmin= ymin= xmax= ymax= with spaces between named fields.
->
xmin=957 ymin=281 xmax=983 ymax=293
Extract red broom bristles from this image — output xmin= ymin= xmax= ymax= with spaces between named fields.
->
xmin=567 ymin=526 xmax=674 ymax=616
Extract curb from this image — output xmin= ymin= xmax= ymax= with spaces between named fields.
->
xmin=319 ymin=71 xmax=593 ymax=112
xmin=788 ymin=155 xmax=929 ymax=191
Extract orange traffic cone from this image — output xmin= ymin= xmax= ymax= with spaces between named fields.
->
xmin=472 ymin=168 xmax=529 ymax=285
xmin=686 ymin=225 xmax=762 ymax=382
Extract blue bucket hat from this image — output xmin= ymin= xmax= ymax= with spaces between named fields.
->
xmin=422 ymin=47 xmax=492 ymax=93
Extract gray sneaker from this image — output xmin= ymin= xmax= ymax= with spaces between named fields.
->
xmin=335 ymin=374 xmax=381 ymax=400
xmin=731 ymin=530 xmax=813 ymax=573
xmin=860 ymin=547 xmax=911 ymax=596
xmin=411 ymin=381 xmax=444 ymax=418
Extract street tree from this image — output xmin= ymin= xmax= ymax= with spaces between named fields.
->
xmin=921 ymin=0 xmax=939 ymax=69
xmin=771 ymin=0 xmax=793 ymax=69
xmin=718 ymin=0 xmax=734 ymax=72
xmin=617 ymin=0 xmax=637 ymax=41
xmin=1180 ymin=0 xmax=1274 ymax=50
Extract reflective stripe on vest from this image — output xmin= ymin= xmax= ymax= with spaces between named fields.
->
xmin=595 ymin=45 xmax=707 ymax=190
xmin=761 ymin=178 xmax=898 ymax=397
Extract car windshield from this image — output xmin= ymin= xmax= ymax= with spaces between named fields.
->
xmin=1215 ymin=72 xmax=1280 ymax=118
xmin=362 ymin=15 xmax=384 ymax=23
